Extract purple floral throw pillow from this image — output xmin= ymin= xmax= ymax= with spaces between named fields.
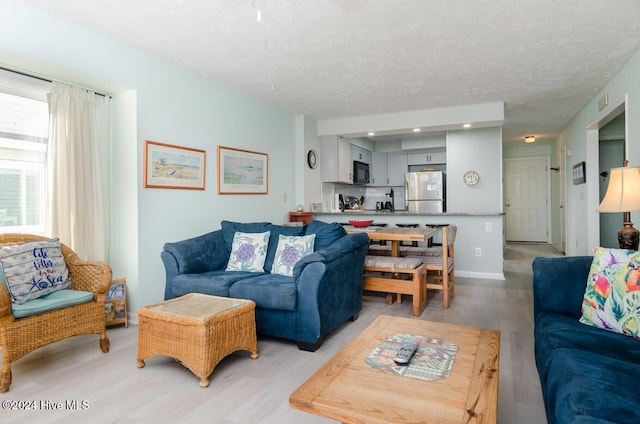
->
xmin=271 ymin=234 xmax=316 ymax=276
xmin=225 ymin=231 xmax=270 ymax=272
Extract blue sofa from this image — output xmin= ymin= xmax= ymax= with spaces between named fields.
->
xmin=532 ymin=256 xmax=640 ymax=424
xmin=161 ymin=220 xmax=369 ymax=351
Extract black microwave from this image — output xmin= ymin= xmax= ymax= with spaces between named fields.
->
xmin=353 ymin=160 xmax=370 ymax=184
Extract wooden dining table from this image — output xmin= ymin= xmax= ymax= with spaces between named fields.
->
xmin=345 ymin=225 xmax=437 ymax=315
xmin=344 ymin=225 xmax=436 ymax=256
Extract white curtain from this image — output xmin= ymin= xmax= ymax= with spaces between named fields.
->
xmin=47 ymin=82 xmax=110 ymax=261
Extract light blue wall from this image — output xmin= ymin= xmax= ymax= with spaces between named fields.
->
xmin=0 ymin=1 xmax=297 ymax=312
xmin=560 ymin=47 xmax=640 ymax=255
xmin=447 ymin=127 xmax=503 ymax=214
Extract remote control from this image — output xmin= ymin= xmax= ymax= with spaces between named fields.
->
xmin=394 ymin=341 xmax=418 ymax=365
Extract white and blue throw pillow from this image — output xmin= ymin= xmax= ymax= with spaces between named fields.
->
xmin=0 ymin=238 xmax=71 ymax=304
xmin=225 ymin=231 xmax=270 ymax=272
xmin=271 ymin=234 xmax=316 ymax=276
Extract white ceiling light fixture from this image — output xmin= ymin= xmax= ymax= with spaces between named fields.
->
xmin=368 ymin=132 xmax=375 ymax=136
xmin=413 ymin=128 xmax=421 ymax=133
xmin=525 ymin=135 xmax=536 ymax=143
xmin=463 ymin=124 xmax=471 ymax=128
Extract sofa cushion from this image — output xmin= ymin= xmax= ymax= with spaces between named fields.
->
xmin=11 ymin=289 xmax=94 ymax=318
xmin=304 ymin=220 xmax=346 ymax=251
xmin=221 ymin=221 xmax=271 ymax=253
xmin=580 ymin=247 xmax=640 ymax=338
xmin=264 ymin=224 xmax=305 ymax=272
xmin=271 ymin=234 xmax=316 ymax=276
xmin=543 ymin=347 xmax=640 ymax=424
xmin=228 ymin=274 xmax=297 ymax=311
xmin=225 ymin=231 xmax=270 ymax=272
xmin=535 ymin=312 xmax=640 ymax=385
xmin=0 ymin=238 xmax=71 ymax=304
xmin=171 ymin=270 xmax=264 ymax=298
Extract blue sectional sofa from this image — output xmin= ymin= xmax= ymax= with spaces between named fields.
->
xmin=532 ymin=256 xmax=640 ymax=424
xmin=161 ymin=220 xmax=369 ymax=351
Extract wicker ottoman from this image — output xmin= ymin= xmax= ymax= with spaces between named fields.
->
xmin=136 ymin=293 xmax=258 ymax=387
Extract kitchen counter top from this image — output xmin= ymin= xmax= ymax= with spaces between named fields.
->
xmin=313 ymin=210 xmax=504 ymax=217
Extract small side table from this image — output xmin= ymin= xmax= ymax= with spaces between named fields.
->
xmin=289 ymin=211 xmax=313 ymax=225
xmin=137 ymin=294 xmax=258 ymax=387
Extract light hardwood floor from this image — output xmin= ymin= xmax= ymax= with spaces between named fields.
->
xmin=2 ymin=243 xmax=562 ymax=423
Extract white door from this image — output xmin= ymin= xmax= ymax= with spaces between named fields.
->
xmin=505 ymin=158 xmax=549 ymax=242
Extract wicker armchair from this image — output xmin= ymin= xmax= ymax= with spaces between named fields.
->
xmin=0 ymin=234 xmax=111 ymax=392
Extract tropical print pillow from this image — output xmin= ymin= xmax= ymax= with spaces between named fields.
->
xmin=580 ymin=247 xmax=640 ymax=338
xmin=270 ymin=234 xmax=316 ymax=276
xmin=225 ymin=231 xmax=270 ymax=272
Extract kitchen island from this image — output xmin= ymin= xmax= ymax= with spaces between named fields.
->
xmin=312 ymin=210 xmax=505 ymax=280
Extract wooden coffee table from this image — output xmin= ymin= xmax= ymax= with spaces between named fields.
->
xmin=137 ymin=293 xmax=258 ymax=387
xmin=289 ymin=315 xmax=500 ymax=423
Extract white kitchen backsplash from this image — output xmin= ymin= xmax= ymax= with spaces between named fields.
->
xmin=321 ymin=183 xmax=406 ymax=211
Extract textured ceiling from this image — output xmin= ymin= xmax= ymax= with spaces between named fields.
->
xmin=21 ymin=0 xmax=640 ymax=145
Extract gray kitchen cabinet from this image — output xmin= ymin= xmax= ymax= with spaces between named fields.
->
xmin=387 ymin=151 xmax=408 ymax=186
xmin=407 ymin=149 xmax=446 ymax=165
xmin=321 ymin=136 xmax=352 ymax=183
xmin=350 ymin=144 xmax=371 ymax=164
xmin=370 ymin=151 xmax=388 ymax=186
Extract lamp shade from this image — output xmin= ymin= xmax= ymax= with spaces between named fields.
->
xmin=597 ymin=166 xmax=640 ymax=212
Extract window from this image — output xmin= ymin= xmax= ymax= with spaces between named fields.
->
xmin=0 ymin=70 xmax=51 ymax=234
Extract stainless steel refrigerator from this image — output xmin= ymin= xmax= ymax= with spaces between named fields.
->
xmin=405 ymin=171 xmax=446 ymax=213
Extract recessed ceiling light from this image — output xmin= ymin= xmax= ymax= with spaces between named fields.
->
xmin=413 ymin=128 xmax=421 ymax=132
xmin=368 ymin=132 xmax=375 ymax=136
xmin=463 ymin=124 xmax=471 ymax=128
xmin=525 ymin=135 xmax=536 ymax=143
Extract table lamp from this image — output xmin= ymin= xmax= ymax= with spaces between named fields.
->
xmin=597 ymin=165 xmax=640 ymax=250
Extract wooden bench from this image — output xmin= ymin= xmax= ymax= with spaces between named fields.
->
xmin=399 ymin=246 xmax=442 ymax=257
xmin=368 ymin=245 xmax=442 ymax=257
xmin=362 ymin=255 xmax=426 ymax=316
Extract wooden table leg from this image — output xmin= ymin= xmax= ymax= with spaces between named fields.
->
xmin=392 ymin=240 xmax=401 ymax=303
xmin=391 ymin=240 xmax=400 ymax=257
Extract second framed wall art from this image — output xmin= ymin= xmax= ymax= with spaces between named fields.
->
xmin=217 ymin=146 xmax=268 ymax=194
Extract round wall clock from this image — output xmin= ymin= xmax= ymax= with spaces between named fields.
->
xmin=307 ymin=149 xmax=318 ymax=169
xmin=463 ymin=170 xmax=479 ymax=186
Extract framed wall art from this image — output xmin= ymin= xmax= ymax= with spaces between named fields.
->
xmin=217 ymin=146 xmax=268 ymax=194
xmin=144 ymin=140 xmax=206 ymax=190
xmin=573 ymin=161 xmax=586 ymax=185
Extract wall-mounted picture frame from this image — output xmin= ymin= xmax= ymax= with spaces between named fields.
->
xmin=217 ymin=146 xmax=268 ymax=194
xmin=311 ymin=202 xmax=323 ymax=212
xmin=573 ymin=161 xmax=586 ymax=185
xmin=144 ymin=140 xmax=206 ymax=190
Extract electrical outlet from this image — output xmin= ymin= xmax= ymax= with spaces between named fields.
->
xmin=475 ymin=247 xmax=482 ymax=257
xmin=485 ymin=223 xmax=492 ymax=232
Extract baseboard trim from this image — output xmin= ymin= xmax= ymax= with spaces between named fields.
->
xmin=456 ymin=270 xmax=505 ymax=280
xmin=549 ymin=242 xmax=565 ymax=254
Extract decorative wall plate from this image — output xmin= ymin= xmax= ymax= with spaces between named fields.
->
xmin=463 ymin=170 xmax=479 ymax=186
xmin=307 ymin=149 xmax=318 ymax=169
